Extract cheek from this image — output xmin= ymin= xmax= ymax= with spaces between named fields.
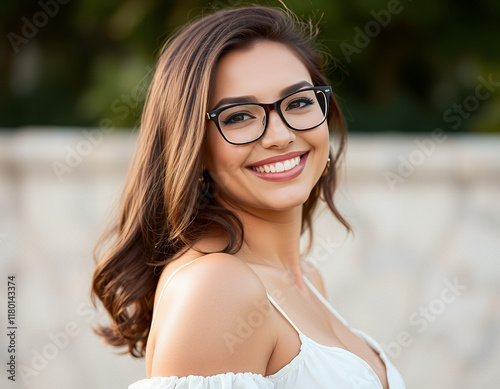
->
xmin=204 ymin=125 xmax=249 ymax=188
xmin=305 ymin=124 xmax=330 ymax=154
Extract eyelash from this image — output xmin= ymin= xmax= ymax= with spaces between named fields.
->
xmin=222 ymin=112 xmax=255 ymax=125
xmin=217 ymin=90 xmax=318 ymax=127
xmin=286 ymin=97 xmax=314 ymax=110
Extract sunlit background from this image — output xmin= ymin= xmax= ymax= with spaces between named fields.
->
xmin=1 ymin=0 xmax=499 ymax=388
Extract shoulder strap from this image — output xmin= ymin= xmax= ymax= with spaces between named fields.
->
xmin=151 ymin=256 xmax=205 ymax=327
xmin=266 ymin=293 xmax=304 ymax=336
xmin=302 ymin=275 xmax=350 ymax=327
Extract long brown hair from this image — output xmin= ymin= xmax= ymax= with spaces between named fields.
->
xmin=91 ymin=4 xmax=350 ymax=358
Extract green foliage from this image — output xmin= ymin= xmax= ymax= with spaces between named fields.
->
xmin=1 ymin=0 xmax=498 ymax=132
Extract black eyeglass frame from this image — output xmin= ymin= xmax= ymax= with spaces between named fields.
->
xmin=206 ymin=86 xmax=332 ymax=145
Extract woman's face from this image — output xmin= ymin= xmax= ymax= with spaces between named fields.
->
xmin=203 ymin=41 xmax=330 ymax=212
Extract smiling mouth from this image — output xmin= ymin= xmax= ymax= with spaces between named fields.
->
xmin=250 ymin=154 xmax=305 ymax=174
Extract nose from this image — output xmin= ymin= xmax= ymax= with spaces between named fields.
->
xmin=260 ymin=110 xmax=295 ymax=149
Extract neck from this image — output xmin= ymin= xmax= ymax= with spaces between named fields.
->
xmin=227 ymin=201 xmax=304 ymax=279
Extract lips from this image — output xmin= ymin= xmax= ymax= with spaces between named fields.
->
xmin=250 ymin=155 xmax=301 ymax=173
xmin=246 ymin=151 xmax=309 ymax=182
xmin=248 ymin=150 xmax=307 ymax=168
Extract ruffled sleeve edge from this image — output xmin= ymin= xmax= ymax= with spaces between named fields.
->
xmin=129 ymin=371 xmax=274 ymax=389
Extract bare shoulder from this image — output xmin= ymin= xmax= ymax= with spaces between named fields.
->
xmin=301 ymin=258 xmax=328 ymax=298
xmin=148 ymin=253 xmax=276 ymax=377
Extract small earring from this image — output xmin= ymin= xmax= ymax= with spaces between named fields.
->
xmin=322 ymin=157 xmax=331 ymax=177
xmin=199 ymin=169 xmax=210 ymax=194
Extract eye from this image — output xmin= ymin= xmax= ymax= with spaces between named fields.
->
xmin=286 ymin=97 xmax=314 ymax=111
xmin=222 ymin=111 xmax=256 ymax=126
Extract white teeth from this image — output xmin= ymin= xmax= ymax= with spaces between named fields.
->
xmin=251 ymin=155 xmax=303 ymax=174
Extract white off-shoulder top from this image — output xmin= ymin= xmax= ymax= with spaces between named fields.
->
xmin=129 ymin=257 xmax=406 ymax=389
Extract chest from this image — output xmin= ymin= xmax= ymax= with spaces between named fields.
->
xmin=266 ymin=300 xmax=388 ymax=388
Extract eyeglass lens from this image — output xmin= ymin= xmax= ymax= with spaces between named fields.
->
xmin=218 ymin=89 xmax=328 ymax=144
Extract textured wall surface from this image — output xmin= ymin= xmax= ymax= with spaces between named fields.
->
xmin=1 ymin=128 xmax=499 ymax=388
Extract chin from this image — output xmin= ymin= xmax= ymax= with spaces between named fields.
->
xmin=258 ymin=190 xmax=312 ymax=210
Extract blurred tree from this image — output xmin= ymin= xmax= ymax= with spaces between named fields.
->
xmin=1 ymin=0 xmax=499 ymax=132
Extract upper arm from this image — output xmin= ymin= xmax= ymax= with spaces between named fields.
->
xmin=302 ymin=259 xmax=328 ymax=298
xmin=149 ymin=253 xmax=275 ymax=377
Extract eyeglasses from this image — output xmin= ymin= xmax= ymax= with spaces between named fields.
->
xmin=206 ymin=86 xmax=332 ymax=145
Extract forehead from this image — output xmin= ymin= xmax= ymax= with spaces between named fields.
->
xmin=211 ymin=41 xmax=312 ymax=103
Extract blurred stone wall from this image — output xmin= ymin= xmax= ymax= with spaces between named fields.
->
xmin=1 ymin=128 xmax=499 ymax=389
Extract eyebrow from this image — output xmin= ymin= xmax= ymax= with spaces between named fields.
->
xmin=211 ymin=80 xmax=313 ymax=111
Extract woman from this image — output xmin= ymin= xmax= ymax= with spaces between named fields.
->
xmin=92 ymin=5 xmax=406 ymax=389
